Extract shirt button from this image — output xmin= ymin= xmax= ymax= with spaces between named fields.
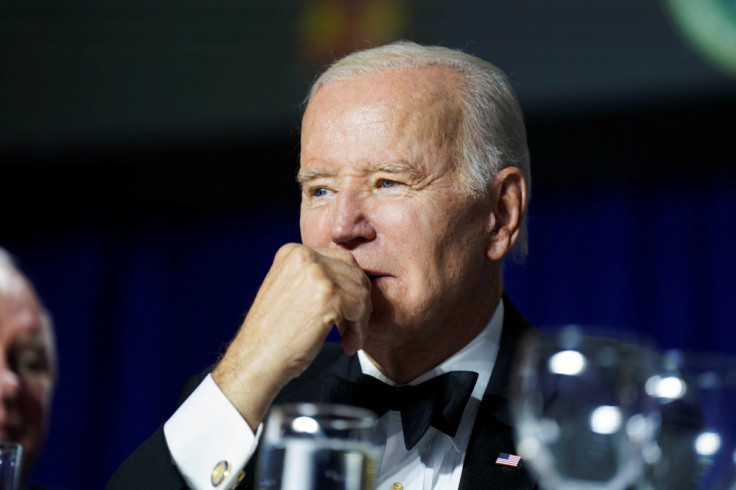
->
xmin=390 ymin=484 xmax=403 ymax=490
xmin=211 ymin=460 xmax=230 ymax=487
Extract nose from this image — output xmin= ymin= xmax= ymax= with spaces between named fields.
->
xmin=329 ymin=188 xmax=376 ymax=248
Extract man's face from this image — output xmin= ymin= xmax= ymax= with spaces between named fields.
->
xmin=299 ymin=67 xmax=497 ymax=350
xmin=0 ymin=279 xmax=56 ymax=473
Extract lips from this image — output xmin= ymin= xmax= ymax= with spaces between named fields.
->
xmin=362 ymin=269 xmax=388 ymax=281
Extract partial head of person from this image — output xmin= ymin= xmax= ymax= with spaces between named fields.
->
xmin=297 ymin=40 xmax=531 ymax=377
xmin=0 ymin=248 xmax=57 ymax=479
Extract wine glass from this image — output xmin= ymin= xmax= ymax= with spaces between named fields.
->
xmin=641 ymin=350 xmax=736 ymax=490
xmin=510 ymin=325 xmax=662 ymax=490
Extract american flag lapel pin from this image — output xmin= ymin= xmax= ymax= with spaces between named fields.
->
xmin=495 ymin=452 xmax=521 ymax=467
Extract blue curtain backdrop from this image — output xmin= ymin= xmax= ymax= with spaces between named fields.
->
xmin=5 ymin=171 xmax=734 ymax=489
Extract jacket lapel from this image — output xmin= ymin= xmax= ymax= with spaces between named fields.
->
xmin=250 ymin=295 xmax=540 ymax=489
xmin=459 ymin=294 xmax=538 ymax=489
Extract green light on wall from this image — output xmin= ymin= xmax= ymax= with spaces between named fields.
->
xmin=663 ymin=0 xmax=736 ymax=78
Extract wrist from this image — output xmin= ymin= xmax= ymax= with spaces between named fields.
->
xmin=212 ymin=356 xmax=285 ymax=432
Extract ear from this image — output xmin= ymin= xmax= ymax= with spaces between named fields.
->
xmin=486 ymin=167 xmax=527 ymax=261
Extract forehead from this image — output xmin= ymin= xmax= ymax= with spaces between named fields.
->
xmin=300 ymin=66 xmax=463 ymax=172
xmin=0 ymin=281 xmax=51 ymax=348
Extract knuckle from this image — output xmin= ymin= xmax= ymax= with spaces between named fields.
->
xmin=311 ymin=274 xmax=337 ymax=300
xmin=322 ymin=311 xmax=341 ymax=328
xmin=303 ymin=261 xmax=327 ymax=282
xmin=275 ymin=242 xmax=300 ymax=260
xmin=278 ymin=244 xmax=320 ymax=269
xmin=302 ymin=263 xmax=338 ymax=303
xmin=291 ymin=245 xmax=318 ymax=265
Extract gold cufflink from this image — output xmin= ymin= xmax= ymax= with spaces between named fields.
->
xmin=211 ymin=460 xmax=230 ymax=487
xmin=390 ymin=483 xmax=404 ymax=490
xmin=228 ymin=470 xmax=245 ymax=490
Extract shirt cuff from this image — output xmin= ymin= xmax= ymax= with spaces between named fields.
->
xmin=164 ymin=373 xmax=262 ymax=489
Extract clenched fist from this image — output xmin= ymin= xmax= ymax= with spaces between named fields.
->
xmin=212 ymin=243 xmax=372 ymax=430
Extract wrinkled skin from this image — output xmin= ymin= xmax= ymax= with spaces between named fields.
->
xmin=213 ymin=66 xmax=526 ymax=431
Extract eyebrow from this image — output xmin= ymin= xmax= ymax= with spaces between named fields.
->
xmin=369 ymin=162 xmax=422 ymax=178
xmin=296 ymin=161 xmax=422 ymax=186
xmin=296 ymin=168 xmax=331 ymax=186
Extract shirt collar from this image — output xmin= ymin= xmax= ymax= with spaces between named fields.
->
xmin=357 ymin=299 xmax=505 ymax=451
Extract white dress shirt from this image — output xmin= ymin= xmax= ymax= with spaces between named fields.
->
xmin=165 ymin=300 xmax=504 ymax=490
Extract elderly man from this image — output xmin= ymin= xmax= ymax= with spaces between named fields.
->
xmin=0 ymin=248 xmax=57 ymax=488
xmin=109 ymin=40 xmax=535 ymax=489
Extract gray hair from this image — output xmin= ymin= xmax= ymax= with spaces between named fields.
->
xmin=305 ymin=40 xmax=531 ymax=259
xmin=0 ymin=247 xmax=21 ymax=292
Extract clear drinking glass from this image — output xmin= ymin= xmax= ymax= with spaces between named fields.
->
xmin=0 ymin=441 xmax=22 ymax=490
xmin=510 ymin=325 xmax=662 ymax=490
xmin=255 ymin=403 xmax=381 ymax=490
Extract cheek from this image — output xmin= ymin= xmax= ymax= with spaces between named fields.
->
xmin=394 ymin=196 xmax=455 ymax=247
xmin=299 ymin=209 xmax=330 ymax=247
xmin=375 ymin=199 xmax=448 ymax=278
xmin=22 ymin=376 xmax=51 ymax=412
xmin=405 ymin=197 xmax=487 ymax=275
xmin=370 ymin=201 xmax=438 ymax=266
xmin=18 ymin=378 xmax=52 ymax=443
xmin=373 ymin=199 xmax=418 ymax=228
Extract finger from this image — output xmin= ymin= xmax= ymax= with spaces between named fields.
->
xmin=337 ymin=319 xmax=368 ymax=356
xmin=335 ymin=285 xmax=371 ymax=356
xmin=317 ymin=253 xmax=371 ymax=299
xmin=288 ymin=246 xmax=368 ymax=299
xmin=311 ymin=246 xmax=358 ymax=264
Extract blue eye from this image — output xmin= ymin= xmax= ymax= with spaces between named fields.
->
xmin=312 ymin=187 xmax=329 ymax=197
xmin=378 ymin=179 xmax=399 ymax=189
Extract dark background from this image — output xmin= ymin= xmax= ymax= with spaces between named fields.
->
xmin=2 ymin=1 xmax=735 ymax=488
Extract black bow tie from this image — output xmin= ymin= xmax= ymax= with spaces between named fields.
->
xmin=323 ymin=370 xmax=479 ymax=450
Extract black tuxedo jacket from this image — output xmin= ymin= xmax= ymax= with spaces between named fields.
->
xmin=107 ymin=295 xmax=538 ymax=489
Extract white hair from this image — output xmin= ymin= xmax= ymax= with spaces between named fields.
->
xmin=305 ymin=40 xmax=531 ymax=259
xmin=0 ymin=247 xmax=21 ymax=293
xmin=0 ymin=247 xmax=57 ymax=367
